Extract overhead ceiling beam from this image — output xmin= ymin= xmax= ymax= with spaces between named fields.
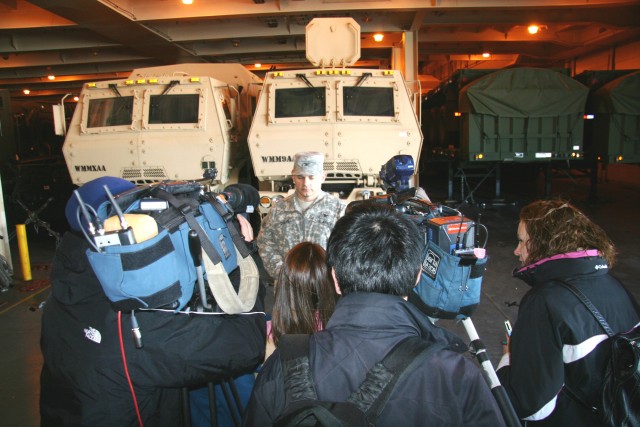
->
xmin=410 ymin=11 xmax=427 ymax=32
xmin=2 ymin=0 xmax=638 ymax=102
xmin=0 ymin=0 xmax=17 ymax=9
xmin=26 ymin=0 xmax=205 ymax=64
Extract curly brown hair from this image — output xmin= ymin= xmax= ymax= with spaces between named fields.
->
xmin=519 ymin=199 xmax=616 ymax=266
xmin=271 ymin=242 xmax=337 ymax=346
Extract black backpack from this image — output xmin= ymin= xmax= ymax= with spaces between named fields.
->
xmin=273 ymin=334 xmax=443 ymax=427
xmin=559 ymin=280 xmax=640 ymax=427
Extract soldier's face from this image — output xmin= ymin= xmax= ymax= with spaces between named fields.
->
xmin=292 ymin=173 xmax=325 ymax=202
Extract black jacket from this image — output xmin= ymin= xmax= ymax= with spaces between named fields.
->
xmin=40 ymin=232 xmax=266 ymax=427
xmin=496 ymin=251 xmax=639 ymax=426
xmin=243 ymin=292 xmax=506 ymax=426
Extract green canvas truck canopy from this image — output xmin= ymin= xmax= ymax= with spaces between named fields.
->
xmin=459 ymin=67 xmax=588 ymax=117
xmin=592 ymin=70 xmax=640 ymax=114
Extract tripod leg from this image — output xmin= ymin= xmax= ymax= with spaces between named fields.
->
xmin=461 ymin=318 xmax=522 ymax=427
xmin=182 ymin=387 xmax=192 ymax=426
xmin=227 ymin=379 xmax=245 ymax=422
xmin=219 ymin=380 xmax=242 ymax=427
xmin=208 ymin=383 xmax=218 ymax=427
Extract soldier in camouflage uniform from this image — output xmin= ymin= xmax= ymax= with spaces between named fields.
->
xmin=257 ymin=151 xmax=346 ymax=281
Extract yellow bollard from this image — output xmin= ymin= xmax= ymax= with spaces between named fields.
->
xmin=16 ymin=224 xmax=32 ymax=281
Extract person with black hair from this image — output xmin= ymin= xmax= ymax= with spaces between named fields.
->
xmin=243 ymin=206 xmax=505 ymax=426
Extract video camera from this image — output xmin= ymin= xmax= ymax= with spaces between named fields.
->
xmin=349 ymin=155 xmax=484 ymax=256
xmin=348 ymin=155 xmax=488 ymax=320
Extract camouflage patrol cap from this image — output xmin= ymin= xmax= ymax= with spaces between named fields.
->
xmin=292 ymin=151 xmax=325 ymax=176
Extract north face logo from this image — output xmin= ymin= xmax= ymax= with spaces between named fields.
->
xmin=84 ymin=326 xmax=102 ymax=344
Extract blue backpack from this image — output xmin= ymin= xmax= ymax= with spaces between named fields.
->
xmin=84 ymin=181 xmax=259 ymax=312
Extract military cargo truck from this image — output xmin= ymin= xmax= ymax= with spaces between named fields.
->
xmin=576 ymin=70 xmax=640 ymax=164
xmin=247 ymin=17 xmax=423 ymax=215
xmin=421 ymin=69 xmax=497 ymax=161
xmin=420 ymin=67 xmax=592 ymax=202
xmin=422 ymin=67 xmax=588 ymax=163
xmin=59 ymin=64 xmax=262 ymax=190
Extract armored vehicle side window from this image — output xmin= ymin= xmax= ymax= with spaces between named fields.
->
xmin=343 ymin=87 xmax=394 ymax=117
xmin=221 ymin=99 xmax=232 ymax=122
xmin=87 ymin=97 xmax=134 ymax=128
xmin=275 ymin=88 xmax=325 ymax=118
xmin=149 ymin=94 xmax=199 ymax=124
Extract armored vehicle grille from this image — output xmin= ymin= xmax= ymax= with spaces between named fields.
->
xmin=325 ymin=160 xmax=362 ymax=179
xmin=122 ymin=169 xmax=142 ymax=179
xmin=122 ymin=167 xmax=168 ymax=181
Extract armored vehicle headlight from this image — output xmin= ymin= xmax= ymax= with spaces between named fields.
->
xmin=260 ymin=196 xmax=272 ymax=208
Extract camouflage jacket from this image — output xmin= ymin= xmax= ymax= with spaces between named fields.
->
xmin=257 ymin=192 xmax=346 ymax=280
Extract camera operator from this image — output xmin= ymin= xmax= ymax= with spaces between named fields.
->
xmin=40 ymin=177 xmax=266 ymax=427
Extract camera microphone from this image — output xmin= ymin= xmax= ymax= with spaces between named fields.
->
xmin=73 ymin=190 xmax=98 ymax=236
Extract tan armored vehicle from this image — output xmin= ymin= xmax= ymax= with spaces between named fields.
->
xmin=58 ymin=18 xmax=422 ymax=215
xmin=59 ymin=64 xmax=262 ymax=190
xmin=248 ymin=17 xmax=423 ymax=214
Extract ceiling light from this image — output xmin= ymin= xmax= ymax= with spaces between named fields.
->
xmin=182 ymin=0 xmax=193 ymax=4
xmin=528 ymin=25 xmax=540 ymax=35
xmin=73 ymin=96 xmax=79 ymax=101
xmin=482 ymin=52 xmax=491 ymax=58
xmin=255 ymin=63 xmax=262 ymax=68
xmin=23 ymin=89 xmax=30 ymax=95
xmin=373 ymin=33 xmax=384 ymax=42
xmin=48 ymin=75 xmax=55 ymax=80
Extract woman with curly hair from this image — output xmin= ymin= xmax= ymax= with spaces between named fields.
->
xmin=497 ymin=199 xmax=639 ymax=426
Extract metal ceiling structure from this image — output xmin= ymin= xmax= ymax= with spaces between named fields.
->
xmin=1 ymin=0 xmax=639 ymax=102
